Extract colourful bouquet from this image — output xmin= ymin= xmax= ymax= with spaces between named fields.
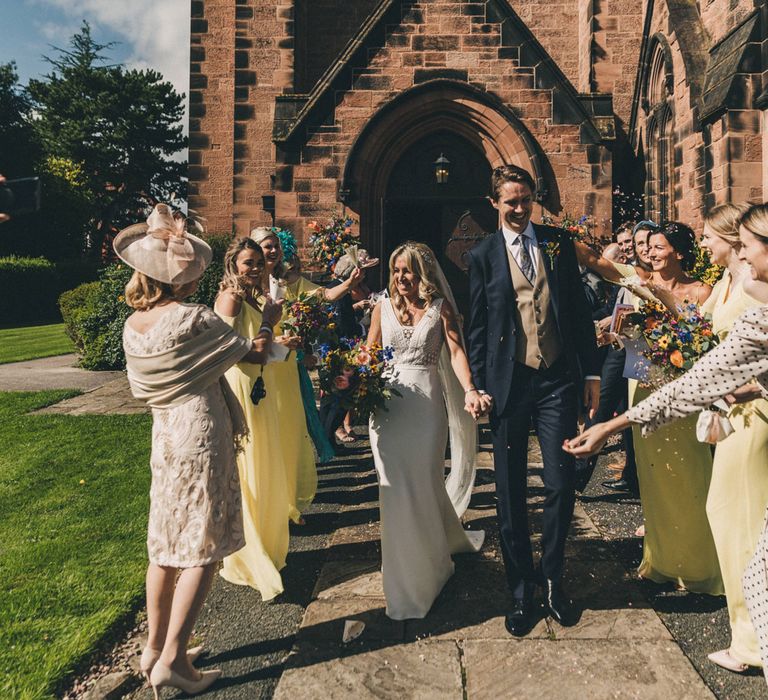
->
xmin=317 ymin=340 xmax=399 ymax=416
xmin=308 ymin=215 xmax=359 ymax=273
xmin=541 ymin=213 xmax=599 ymax=248
xmin=282 ymin=291 xmax=338 ymax=351
xmin=618 ymin=300 xmax=718 ymax=387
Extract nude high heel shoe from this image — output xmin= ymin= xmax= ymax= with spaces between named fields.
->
xmin=139 ymin=646 xmax=205 ymax=683
xmin=149 ymin=661 xmax=221 ymax=699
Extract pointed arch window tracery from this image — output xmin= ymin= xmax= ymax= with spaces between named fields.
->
xmin=643 ymin=36 xmax=675 ymax=222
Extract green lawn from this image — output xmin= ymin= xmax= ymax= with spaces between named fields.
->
xmin=0 ymin=391 xmax=151 ymax=699
xmin=0 ymin=324 xmax=75 ymax=364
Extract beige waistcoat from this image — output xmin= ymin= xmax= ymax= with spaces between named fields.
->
xmin=506 ymin=244 xmax=562 ymax=369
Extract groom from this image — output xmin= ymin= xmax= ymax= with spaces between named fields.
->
xmin=466 ymin=165 xmax=601 ymax=635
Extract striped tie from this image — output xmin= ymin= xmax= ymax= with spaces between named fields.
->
xmin=515 ymin=235 xmax=536 ymax=284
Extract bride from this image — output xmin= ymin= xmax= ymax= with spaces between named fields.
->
xmin=367 ymin=241 xmax=489 ymax=620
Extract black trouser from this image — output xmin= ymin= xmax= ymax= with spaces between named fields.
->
xmin=490 ymin=358 xmax=578 ymax=599
xmin=590 ymin=346 xmax=637 ymax=487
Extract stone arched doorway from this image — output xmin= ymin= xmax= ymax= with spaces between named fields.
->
xmin=341 ymin=80 xmax=554 ymax=311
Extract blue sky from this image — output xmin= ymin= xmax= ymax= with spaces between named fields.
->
xmin=0 ymin=0 xmax=190 ymax=133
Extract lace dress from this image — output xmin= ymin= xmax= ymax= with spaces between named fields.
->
xmin=123 ymin=304 xmax=247 ymax=568
xmin=370 ymin=299 xmax=483 ymax=620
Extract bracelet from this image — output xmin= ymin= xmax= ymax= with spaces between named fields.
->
xmin=259 ymin=323 xmax=273 ymax=335
xmin=465 ymin=388 xmax=478 ymax=395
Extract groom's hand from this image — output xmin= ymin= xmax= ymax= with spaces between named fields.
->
xmin=582 ymin=379 xmax=600 ymax=421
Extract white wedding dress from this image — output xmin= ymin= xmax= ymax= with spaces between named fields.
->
xmin=370 ymin=298 xmax=484 ymax=620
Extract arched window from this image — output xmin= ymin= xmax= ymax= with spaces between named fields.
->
xmin=643 ymin=36 xmax=675 ymax=222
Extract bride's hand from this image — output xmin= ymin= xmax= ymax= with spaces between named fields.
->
xmin=464 ymin=390 xmax=485 ymax=419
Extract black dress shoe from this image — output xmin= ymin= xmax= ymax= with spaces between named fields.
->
xmin=601 ymin=478 xmax=638 ymax=494
xmin=543 ymin=580 xmax=575 ymax=627
xmin=505 ymin=598 xmax=535 ymax=637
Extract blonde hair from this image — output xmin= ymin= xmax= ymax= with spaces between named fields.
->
xmin=704 ymin=202 xmax=751 ymax=246
xmin=219 ymin=237 xmax=265 ymax=300
xmin=388 ymin=242 xmax=442 ymax=322
xmin=739 ymin=203 xmax=768 ymax=243
xmin=125 ymin=271 xmax=194 ymax=310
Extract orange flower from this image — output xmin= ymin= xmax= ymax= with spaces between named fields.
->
xmin=644 ymin=318 xmax=659 ymax=331
xmin=670 ymin=350 xmax=684 ymax=368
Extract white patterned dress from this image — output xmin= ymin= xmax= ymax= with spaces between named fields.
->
xmin=369 ymin=299 xmax=483 ymax=620
xmin=123 ymin=304 xmax=248 ymax=568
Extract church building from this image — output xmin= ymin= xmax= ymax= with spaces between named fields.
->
xmin=188 ymin=0 xmax=767 ymax=285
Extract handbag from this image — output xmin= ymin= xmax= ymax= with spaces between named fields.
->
xmin=250 ymin=366 xmax=267 ymax=405
xmin=696 ymin=400 xmax=734 ymax=444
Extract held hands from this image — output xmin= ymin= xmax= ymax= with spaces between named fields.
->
xmin=464 ymin=389 xmax=493 ymax=420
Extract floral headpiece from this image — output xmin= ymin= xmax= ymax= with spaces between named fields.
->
xmin=274 ymin=227 xmax=298 ymax=262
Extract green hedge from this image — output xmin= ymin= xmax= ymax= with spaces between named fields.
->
xmin=0 ymin=256 xmax=99 ymax=327
xmin=59 ymin=234 xmax=230 ymax=370
xmin=0 ymin=256 xmax=58 ymax=325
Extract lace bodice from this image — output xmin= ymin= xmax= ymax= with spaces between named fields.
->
xmin=381 ymin=298 xmax=444 ymax=367
xmin=123 ymin=303 xmax=222 ymax=355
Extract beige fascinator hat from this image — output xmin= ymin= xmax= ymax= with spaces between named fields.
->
xmin=249 ymin=226 xmax=279 ymax=245
xmin=334 ymin=246 xmax=380 ymax=279
xmin=113 ymin=204 xmax=212 ymax=285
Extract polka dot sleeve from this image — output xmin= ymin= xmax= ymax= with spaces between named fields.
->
xmin=627 ymin=307 xmax=768 ymax=436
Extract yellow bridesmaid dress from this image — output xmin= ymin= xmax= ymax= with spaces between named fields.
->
xmin=272 ymin=275 xmax=318 ymax=522
xmin=703 ymin=272 xmax=768 ymax=666
xmin=219 ymin=302 xmax=289 ymax=600
xmin=630 ymin=294 xmax=723 ymax=595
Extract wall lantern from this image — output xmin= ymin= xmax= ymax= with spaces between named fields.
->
xmin=434 ymin=153 xmax=450 ymax=184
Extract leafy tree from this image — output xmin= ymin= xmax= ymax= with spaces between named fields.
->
xmin=0 ymin=61 xmax=41 ymax=176
xmin=27 ymin=22 xmax=187 ymax=258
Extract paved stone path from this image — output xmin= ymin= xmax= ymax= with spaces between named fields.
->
xmin=272 ymin=444 xmax=714 ymax=699
xmin=9 ymin=365 xmax=720 ymax=698
xmin=0 ymin=354 xmax=124 ymax=393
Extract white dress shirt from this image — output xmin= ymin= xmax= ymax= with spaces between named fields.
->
xmin=502 ymin=221 xmax=539 ymax=271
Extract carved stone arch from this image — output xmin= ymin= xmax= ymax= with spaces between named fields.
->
xmin=341 ymin=80 xmax=558 ymax=256
xmin=643 ymin=33 xmax=674 ymax=112
xmin=342 ymin=80 xmax=555 ymax=204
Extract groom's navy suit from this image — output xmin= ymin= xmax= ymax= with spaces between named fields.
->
xmin=467 ymin=224 xmax=600 ymax=598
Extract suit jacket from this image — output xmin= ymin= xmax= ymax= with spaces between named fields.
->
xmin=466 ymin=224 xmax=601 ymax=413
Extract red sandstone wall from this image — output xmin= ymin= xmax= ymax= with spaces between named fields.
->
xmin=508 ymin=0 xmax=581 ymax=88
xmin=699 ymin=0 xmax=755 ymax=45
xmin=274 ymin=0 xmax=613 ymax=244
xmin=294 ymin=0 xmax=381 ymax=92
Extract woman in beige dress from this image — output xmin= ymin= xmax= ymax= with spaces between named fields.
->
xmin=116 ymin=205 xmax=282 ymax=697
